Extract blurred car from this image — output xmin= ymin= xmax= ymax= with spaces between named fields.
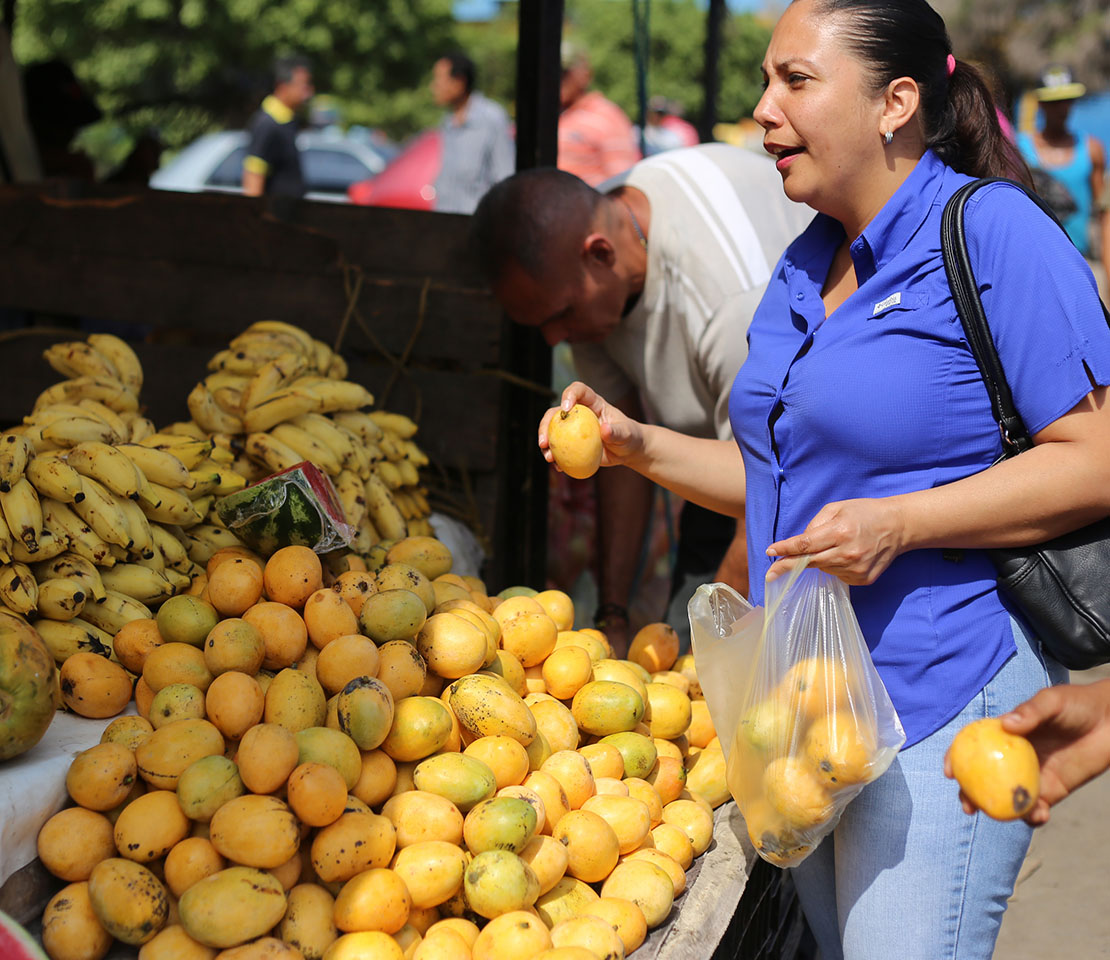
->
xmin=149 ymin=129 xmax=390 ymax=203
xmin=347 ymin=129 xmax=443 ymax=210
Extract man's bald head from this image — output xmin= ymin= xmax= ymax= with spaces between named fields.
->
xmin=471 ymin=168 xmax=603 ymax=287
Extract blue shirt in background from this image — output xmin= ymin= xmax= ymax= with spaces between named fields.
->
xmin=730 ymin=150 xmax=1110 ymax=746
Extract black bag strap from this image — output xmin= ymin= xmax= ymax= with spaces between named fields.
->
xmin=940 ymin=176 xmax=1110 ymax=457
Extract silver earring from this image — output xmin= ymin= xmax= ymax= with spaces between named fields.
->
xmin=883 ymin=130 xmax=893 ymax=146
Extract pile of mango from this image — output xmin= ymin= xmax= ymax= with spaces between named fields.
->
xmin=35 ymin=535 xmax=727 ymax=960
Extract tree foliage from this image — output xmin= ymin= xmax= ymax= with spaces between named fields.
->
xmin=10 ymin=0 xmax=774 ymax=173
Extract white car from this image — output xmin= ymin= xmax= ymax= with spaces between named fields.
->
xmin=149 ymin=129 xmax=390 ymax=203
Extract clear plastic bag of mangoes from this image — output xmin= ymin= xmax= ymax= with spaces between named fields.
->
xmin=689 ymin=559 xmax=905 ymax=868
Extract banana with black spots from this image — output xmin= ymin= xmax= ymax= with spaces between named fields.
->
xmin=245 ymin=432 xmax=304 ymax=475
xmin=33 ymin=376 xmax=139 ymax=414
xmin=0 ymin=478 xmax=42 ymax=554
xmin=80 ymin=589 xmax=152 ymax=635
xmin=291 ymin=413 xmax=356 ymax=467
xmin=117 ymin=443 xmax=192 ymax=489
xmin=99 ymin=563 xmax=175 ymax=604
xmin=40 ymin=415 xmax=120 ymax=447
xmin=369 ymin=410 xmax=419 ymax=439
xmin=42 ymin=341 xmax=119 ymax=381
xmin=149 ymin=525 xmax=189 ymax=572
xmin=303 ymin=379 xmax=375 ymax=414
xmin=36 ymin=577 xmax=89 ymax=621
xmin=0 ymin=562 xmax=37 ymax=614
xmin=0 ymin=432 xmax=34 ymax=493
xmin=139 ymin=481 xmax=204 ymax=527
xmin=34 ymin=617 xmax=113 ymax=661
xmin=113 ymin=493 xmax=156 ymax=560
xmin=242 ymin=351 xmax=309 ymax=411
xmin=26 ymin=455 xmax=84 ymax=505
xmin=67 ymin=441 xmax=142 ymax=500
xmin=11 ymin=527 xmax=65 ymax=563
xmin=269 ymin=422 xmax=343 ymax=475
xmin=86 ymin=333 xmax=143 ymax=393
xmin=76 ymin=399 xmax=130 ymax=442
xmin=40 ymin=498 xmax=114 ymax=567
xmin=182 ymin=523 xmax=245 ymax=566
xmin=187 ymin=382 xmax=245 ymax=435
xmin=33 ymin=552 xmax=107 ymax=602
xmin=330 ymin=411 xmax=384 ymax=445
xmin=364 ymin=471 xmax=407 ymax=541
xmin=72 ymin=476 xmax=132 ymax=549
xmin=241 ymin=387 xmax=320 ymax=434
xmin=333 ymin=469 xmax=366 ymax=529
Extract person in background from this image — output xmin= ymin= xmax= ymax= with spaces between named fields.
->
xmin=1016 ymin=66 xmax=1110 ymax=285
xmin=242 ymin=55 xmax=314 ymax=198
xmin=656 ymin=97 xmax=700 ymax=148
xmin=430 ymin=51 xmax=514 ymax=215
xmin=535 ymin=0 xmax=1110 ymax=954
xmin=22 ymin=59 xmax=101 ymax=180
xmin=558 ymin=43 xmax=641 ymax=186
xmin=947 ymin=678 xmax=1110 ymax=827
xmin=472 ymin=145 xmax=812 ymax=654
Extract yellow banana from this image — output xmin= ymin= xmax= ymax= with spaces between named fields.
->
xmin=241 ymin=387 xmax=321 ymax=434
xmin=337 ymin=427 xmax=373 ymax=475
xmin=33 ymin=552 xmax=107 ymax=602
xmin=162 ymin=568 xmax=193 ymax=593
xmin=331 ymin=411 xmax=384 ymax=444
xmin=391 ymin=490 xmax=416 ymax=522
xmin=26 ymin=455 xmax=85 ymax=504
xmin=66 ymin=441 xmax=142 ymax=499
xmin=376 ymin=460 xmax=403 ymax=491
xmin=113 ymin=493 xmax=155 ymax=560
xmin=269 ymin=423 xmax=343 ymax=475
xmin=34 ymin=376 xmax=139 ymax=414
xmin=401 ymin=440 xmax=431 ymax=468
xmin=0 ymin=511 xmax=12 ymax=563
xmin=0 ymin=432 xmax=34 ymax=493
xmin=186 ymin=465 xmax=223 ymax=499
xmin=99 ymin=563 xmax=175 ymax=604
xmin=369 ymin=410 xmax=419 ymax=439
xmin=303 ymin=379 xmax=375 ymax=414
xmin=325 ymin=352 xmax=348 ymax=381
xmin=135 ymin=435 xmax=213 ymax=470
xmin=86 ymin=333 xmax=143 ymax=393
xmin=191 ymin=495 xmax=214 ymax=522
xmin=351 ymin=513 xmax=380 ymax=554
xmin=208 ymin=348 xmax=264 ymax=375
xmin=76 ymin=398 xmax=130 ymax=442
xmin=11 ymin=527 xmax=66 ymax=563
xmin=33 ymin=617 xmax=113 ymax=662
xmin=41 ymin=415 xmax=120 ymax=447
xmin=212 ymin=468 xmax=248 ymax=496
xmin=377 ymin=431 xmax=405 ymax=462
xmin=411 ymin=489 xmax=431 ymax=515
xmin=150 ymin=524 xmax=190 ymax=572
xmin=364 ymin=472 xmax=408 ymax=541
xmin=118 ymin=443 xmax=192 ymax=489
xmin=208 ymin=436 xmax=236 ymax=465
xmin=231 ymin=327 xmax=307 ymax=357
xmin=204 ymin=372 xmax=251 ymax=393
xmin=128 ymin=417 xmax=157 ymax=443
xmin=210 ymin=385 xmax=244 ymax=418
xmin=245 ymin=432 xmax=304 ymax=475
xmin=182 ymin=523 xmax=244 ymax=566
xmin=231 ymin=454 xmax=266 ymax=485
xmin=72 ymin=476 xmax=133 ymax=548
xmin=332 ymin=469 xmax=366 ymax=529
xmin=187 ymin=382 xmax=245 ymax=435
xmin=80 ymin=589 xmax=152 ymax=635
xmin=164 ymin=421 xmax=209 ymax=440
xmin=0 ymin=478 xmax=43 ymax=554
xmin=0 ymin=562 xmax=37 ymax=614
xmin=291 ymin=413 xmax=356 ymax=465
xmin=242 ymin=320 xmax=317 ymax=357
xmin=242 ymin=351 xmax=310 ymax=411
xmin=396 ymin=459 xmax=421 ymax=487
xmin=36 ymin=577 xmax=89 ymax=621
xmin=41 ymin=499 xmax=113 ymax=568
xmin=42 ymin=341 xmax=119 ymax=381
xmin=139 ymin=481 xmax=204 ymax=527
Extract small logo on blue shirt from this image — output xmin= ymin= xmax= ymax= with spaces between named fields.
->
xmin=873 ymin=292 xmax=902 ymax=315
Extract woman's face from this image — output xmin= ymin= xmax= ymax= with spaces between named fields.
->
xmin=753 ymin=0 xmax=886 ymax=218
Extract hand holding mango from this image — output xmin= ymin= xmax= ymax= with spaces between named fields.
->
xmin=945 ymin=717 xmax=1040 ymax=821
xmin=537 ymin=381 xmax=645 ymax=475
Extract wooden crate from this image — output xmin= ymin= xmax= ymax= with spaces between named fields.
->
xmin=0 ymin=183 xmax=552 ymax=587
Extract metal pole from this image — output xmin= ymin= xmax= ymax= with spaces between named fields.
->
xmin=699 ymin=0 xmax=725 ymax=143
xmin=515 ymin=0 xmax=565 ymax=171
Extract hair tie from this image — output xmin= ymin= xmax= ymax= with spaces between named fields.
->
xmin=946 ymin=54 xmax=956 ymax=77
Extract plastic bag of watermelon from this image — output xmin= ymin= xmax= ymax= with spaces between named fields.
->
xmin=215 ymin=461 xmax=354 ymax=556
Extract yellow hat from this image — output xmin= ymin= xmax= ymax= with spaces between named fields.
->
xmin=1036 ymin=65 xmax=1086 ymax=102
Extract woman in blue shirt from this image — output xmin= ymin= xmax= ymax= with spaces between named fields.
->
xmin=538 ymin=0 xmax=1110 ymax=956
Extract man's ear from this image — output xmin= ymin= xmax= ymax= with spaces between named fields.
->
xmin=583 ymin=233 xmax=616 ymax=268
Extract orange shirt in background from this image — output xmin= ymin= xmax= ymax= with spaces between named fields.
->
xmin=558 ymin=91 xmax=641 ymax=186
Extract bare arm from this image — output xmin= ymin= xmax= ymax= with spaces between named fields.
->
xmin=1090 ymin=136 xmax=1110 ymax=283
xmin=945 ymin=678 xmax=1110 ymax=826
xmin=767 ymin=385 xmax=1110 ymax=583
xmin=538 ymin=381 xmax=746 ymax=520
xmin=242 ymin=168 xmax=266 ymax=197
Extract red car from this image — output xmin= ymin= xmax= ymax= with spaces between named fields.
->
xmin=347 ymin=129 xmax=442 ymax=209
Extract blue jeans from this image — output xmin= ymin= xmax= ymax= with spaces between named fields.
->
xmin=791 ymin=617 xmax=1067 ymax=960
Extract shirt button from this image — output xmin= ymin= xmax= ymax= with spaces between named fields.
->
xmin=795 ymin=292 xmax=803 ymax=301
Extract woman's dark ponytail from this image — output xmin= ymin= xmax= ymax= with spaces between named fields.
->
xmin=811 ymin=0 xmax=1032 ymax=188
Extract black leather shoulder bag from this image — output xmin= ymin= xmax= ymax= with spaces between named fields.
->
xmin=941 ymin=176 xmax=1110 ymax=670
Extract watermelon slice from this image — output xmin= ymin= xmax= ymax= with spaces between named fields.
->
xmin=0 ymin=911 xmax=48 ymax=960
xmin=215 ymin=461 xmax=354 ymax=556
